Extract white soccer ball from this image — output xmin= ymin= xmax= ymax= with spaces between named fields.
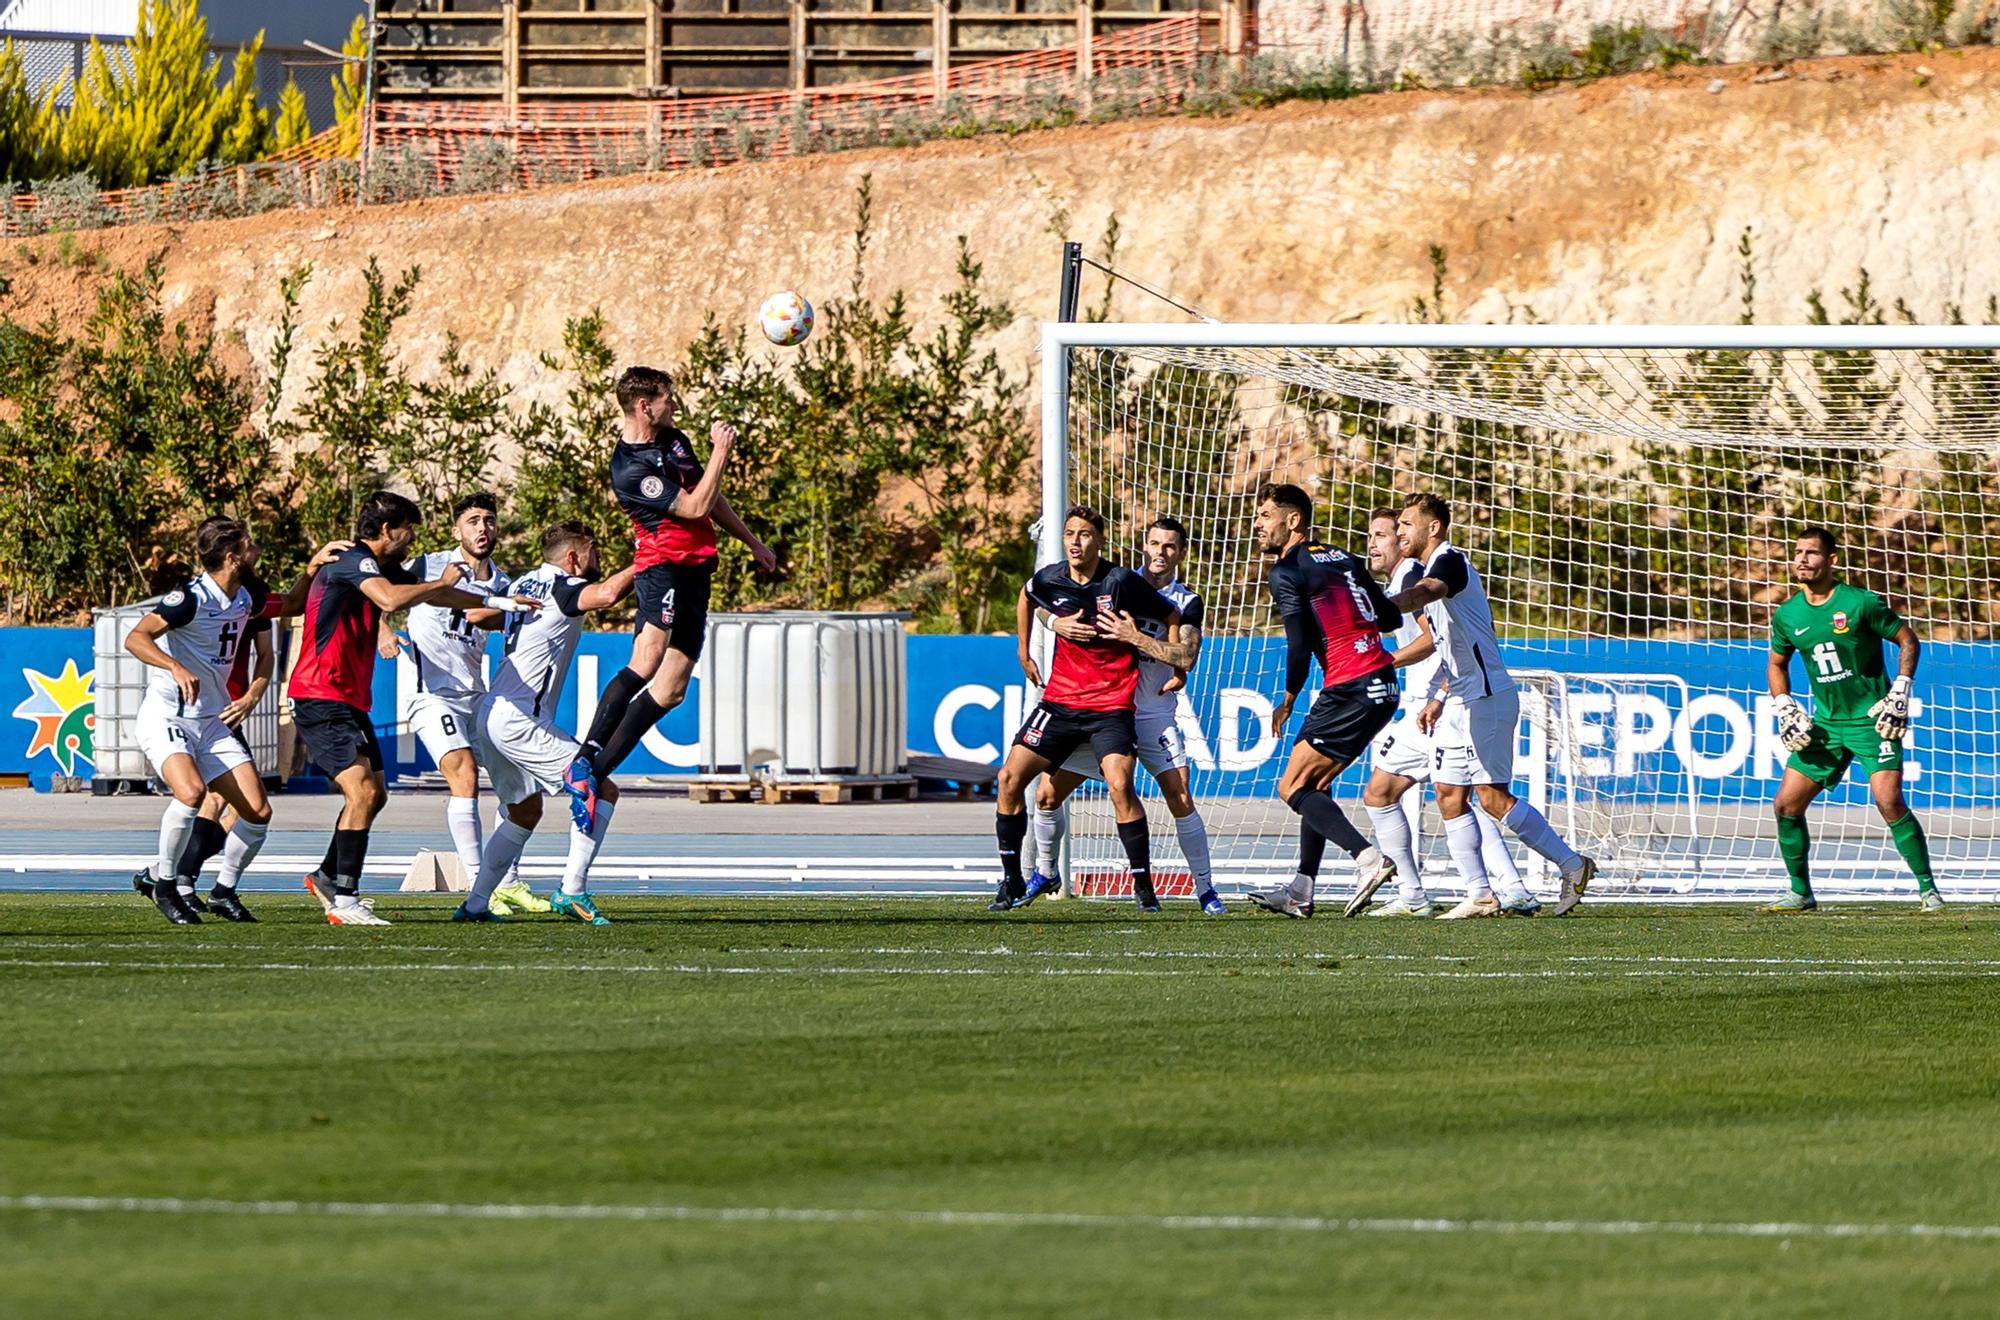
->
xmin=758 ymin=290 xmax=814 ymax=346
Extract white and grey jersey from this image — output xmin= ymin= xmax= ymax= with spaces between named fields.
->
xmin=1134 ymin=577 xmax=1203 ymax=721
xmin=1387 ymin=558 xmax=1442 ymax=709
xmin=1417 ymin=541 xmax=1515 ymax=706
xmin=406 ymin=549 xmax=510 ymax=703
xmin=141 ymin=574 xmax=265 ymax=719
xmin=487 ymin=563 xmax=592 ymax=722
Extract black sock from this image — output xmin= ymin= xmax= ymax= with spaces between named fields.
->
xmin=995 ymin=810 xmax=1028 ymax=898
xmin=314 ymin=825 xmax=340 ymax=882
xmin=592 ymin=691 xmax=667 ymax=777
xmin=332 ymin=828 xmax=369 ymax=895
xmin=1116 ymin=818 xmax=1153 ymax=895
xmin=583 ymin=666 xmax=647 ymax=754
xmin=177 ymin=817 xmax=228 ymax=880
xmin=1287 ymin=787 xmax=1369 ymax=858
xmin=1296 ymin=816 xmax=1328 ymax=880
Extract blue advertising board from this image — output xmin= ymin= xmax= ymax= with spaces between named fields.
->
xmin=3 ymin=625 xmax=1992 ymax=810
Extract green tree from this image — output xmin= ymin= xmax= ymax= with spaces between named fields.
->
xmin=0 ymin=41 xmax=58 ymax=182
xmin=272 ymin=76 xmax=311 ymax=152
xmin=332 ymin=14 xmax=368 ymax=158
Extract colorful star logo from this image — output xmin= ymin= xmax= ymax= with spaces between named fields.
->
xmin=13 ymin=660 xmax=95 ymax=777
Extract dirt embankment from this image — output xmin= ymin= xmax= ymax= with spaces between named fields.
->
xmin=5 ymin=47 xmax=1999 ymax=411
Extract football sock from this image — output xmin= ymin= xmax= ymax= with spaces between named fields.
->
xmin=155 ymin=800 xmax=200 ymax=886
xmin=1115 ymin=817 xmax=1153 ymax=896
xmin=313 ymin=819 xmax=340 ymax=881
xmin=469 ymin=819 xmax=534 ymax=912
xmin=1367 ymin=802 xmax=1426 ymax=906
xmin=176 ymin=816 xmax=228 ymax=883
xmin=1031 ymin=802 xmax=1066 ymax=876
xmin=1286 ymin=787 xmax=1368 ymax=859
xmin=1293 ymin=814 xmax=1327 ymax=901
xmin=995 ymin=810 xmax=1028 ymax=898
xmin=1501 ymin=801 xmax=1584 ymax=874
xmin=445 ymin=797 xmax=484 ymax=885
xmin=1174 ymin=809 xmax=1214 ymax=893
xmin=494 ymin=806 xmax=523 ymax=886
xmin=1443 ymin=811 xmax=1492 ymax=899
xmin=591 ymin=692 xmax=667 ymax=777
xmin=1776 ymin=812 xmax=1812 ymax=896
xmin=215 ymin=819 xmax=268 ymax=890
xmin=1887 ymin=813 xmax=1936 ymax=893
xmin=1473 ymin=799 xmax=1525 ymax=897
xmin=332 ymin=828 xmax=369 ymax=896
xmin=582 ymin=666 xmax=646 ymax=755
xmin=562 ymin=799 xmax=615 ymax=896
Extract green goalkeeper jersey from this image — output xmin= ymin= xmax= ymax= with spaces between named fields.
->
xmin=1770 ymin=582 xmax=1904 ymax=724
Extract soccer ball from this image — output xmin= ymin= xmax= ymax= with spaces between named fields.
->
xmin=759 ymin=291 xmax=814 ymax=346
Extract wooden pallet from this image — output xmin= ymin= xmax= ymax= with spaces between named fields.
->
xmin=687 ymin=775 xmax=920 ymax=805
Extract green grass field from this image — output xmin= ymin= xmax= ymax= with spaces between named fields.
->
xmin=4 ymin=893 xmax=2000 ymax=1318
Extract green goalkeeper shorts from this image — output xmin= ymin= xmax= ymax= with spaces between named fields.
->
xmin=1787 ymin=718 xmax=1903 ymax=788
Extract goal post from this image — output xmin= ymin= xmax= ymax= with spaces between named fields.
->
xmin=1036 ymin=319 xmax=2000 ymax=903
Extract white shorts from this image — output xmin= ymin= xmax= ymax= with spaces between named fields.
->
xmin=1432 ymin=688 xmax=1520 ymax=788
xmin=134 ymin=701 xmax=251 ymax=786
xmin=409 ymin=692 xmax=478 ymax=765
xmin=1370 ymin=709 xmax=1435 ymax=781
xmin=1062 ymin=709 xmax=1190 ymax=781
xmin=475 ymin=695 xmax=580 ymax=808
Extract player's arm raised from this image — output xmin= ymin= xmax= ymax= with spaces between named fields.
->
xmin=668 ymin=421 xmax=737 ymax=521
xmin=1356 ymin=563 xmax=1405 ymax=633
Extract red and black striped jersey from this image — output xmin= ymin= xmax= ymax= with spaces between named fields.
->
xmin=1266 ymin=541 xmax=1400 ymax=690
xmin=1026 ymin=560 xmax=1178 ymax=713
xmin=611 ymin=428 xmax=717 ymax=569
xmin=288 ymin=546 xmax=416 ymax=711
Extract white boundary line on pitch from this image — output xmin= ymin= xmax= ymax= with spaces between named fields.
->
xmin=4 ymin=1193 xmax=1998 ymax=1243
xmin=3 ymin=956 xmax=1997 ymax=981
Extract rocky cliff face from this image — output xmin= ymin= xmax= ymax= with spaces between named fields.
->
xmin=6 ymin=47 xmax=1997 ymax=418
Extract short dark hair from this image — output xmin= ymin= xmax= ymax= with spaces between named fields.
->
xmin=452 ymin=491 xmax=498 ymax=522
xmin=1401 ymin=492 xmax=1451 ymax=531
xmin=1369 ymin=507 xmax=1400 ymax=526
xmin=193 ymin=516 xmax=249 ymax=571
xmin=615 ymin=366 xmax=673 ymax=415
xmin=356 ymin=491 xmax=422 ymax=541
xmin=1257 ymin=482 xmax=1312 ymax=529
xmin=1797 ymin=526 xmax=1837 ymax=556
xmin=1064 ymin=504 xmax=1105 ymax=534
xmin=1147 ymin=515 xmax=1189 ymax=547
xmin=542 ymin=520 xmax=594 ymax=561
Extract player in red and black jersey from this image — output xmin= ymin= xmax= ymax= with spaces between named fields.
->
xmin=990 ymin=505 xmax=1180 ymax=912
xmin=290 ymin=491 xmax=540 ymax=926
xmin=574 ymin=366 xmax=777 ymax=819
xmin=1249 ymin=483 xmax=1404 ymax=918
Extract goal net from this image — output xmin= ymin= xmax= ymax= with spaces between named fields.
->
xmin=1039 ymin=323 xmax=2000 ymax=904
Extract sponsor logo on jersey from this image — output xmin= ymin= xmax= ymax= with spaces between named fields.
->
xmin=640 ymin=475 xmax=666 ymax=500
xmin=1832 ymin=610 xmax=1850 ymax=634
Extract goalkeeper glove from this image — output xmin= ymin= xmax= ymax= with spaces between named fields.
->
xmin=1870 ymin=676 xmax=1913 ymax=742
xmin=1772 ymin=694 xmax=1815 ymax=752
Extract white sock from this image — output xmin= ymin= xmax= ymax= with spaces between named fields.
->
xmin=1367 ymin=801 xmax=1426 ymax=907
xmin=1474 ymin=800 xmax=1529 ymax=901
xmin=214 ymin=819 xmax=269 ymax=889
xmin=446 ymin=797 xmax=484 ymax=884
xmin=1443 ymin=811 xmax=1492 ymax=900
xmin=1502 ymin=801 xmax=1583 ymax=873
xmin=1031 ymin=803 xmax=1066 ymax=876
xmin=155 ymin=799 xmax=200 ymax=884
xmin=470 ymin=819 xmax=534 ymax=912
xmin=1174 ymin=809 xmax=1214 ymax=893
xmin=562 ymin=799 xmax=615 ymax=896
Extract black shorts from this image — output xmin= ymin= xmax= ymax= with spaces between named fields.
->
xmin=635 ymin=561 xmax=713 ymax=660
xmin=1297 ymin=669 xmax=1399 ymax=766
xmin=293 ymin=698 xmax=383 ymax=777
xmin=1012 ymin=701 xmax=1136 ymax=768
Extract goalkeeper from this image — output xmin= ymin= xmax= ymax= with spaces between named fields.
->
xmin=1766 ymin=527 xmax=1941 ymax=912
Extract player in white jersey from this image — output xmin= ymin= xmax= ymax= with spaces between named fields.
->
xmin=380 ymin=492 xmax=547 ymax=916
xmin=1347 ymin=509 xmax=1525 ymax=918
xmin=454 ymin=521 xmax=638 ymax=926
xmin=1388 ymin=494 xmax=1597 ymax=918
xmin=123 ymin=518 xmax=347 ymax=925
xmin=1021 ymin=517 xmax=1224 ymax=914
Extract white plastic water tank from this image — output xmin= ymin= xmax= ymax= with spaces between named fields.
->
xmin=697 ymin=612 xmax=908 ymax=779
xmin=89 ymin=598 xmax=286 ymax=787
